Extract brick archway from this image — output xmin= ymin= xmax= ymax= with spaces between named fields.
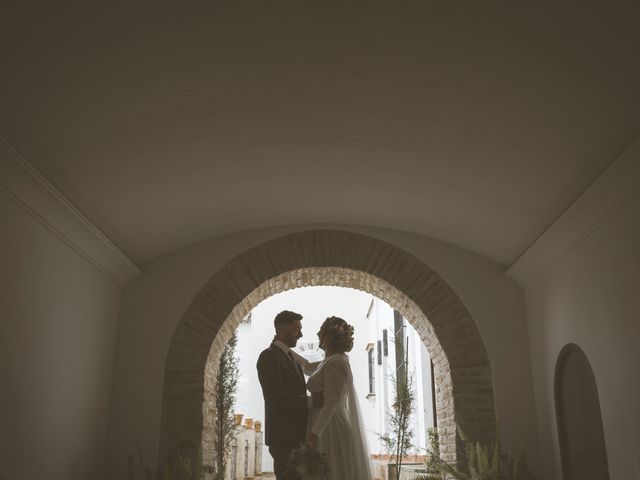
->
xmin=160 ymin=230 xmax=496 ymax=467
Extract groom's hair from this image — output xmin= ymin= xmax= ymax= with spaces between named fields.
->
xmin=274 ymin=310 xmax=303 ymax=330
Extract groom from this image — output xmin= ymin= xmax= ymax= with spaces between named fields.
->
xmin=256 ymin=310 xmax=320 ymax=480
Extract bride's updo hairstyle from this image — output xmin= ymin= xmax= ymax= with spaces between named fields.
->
xmin=319 ymin=316 xmax=355 ymax=353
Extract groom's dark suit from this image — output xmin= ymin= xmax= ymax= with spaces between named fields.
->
xmin=257 ymin=342 xmax=308 ymax=480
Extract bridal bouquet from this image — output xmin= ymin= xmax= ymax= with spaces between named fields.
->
xmin=287 ymin=444 xmax=330 ymax=479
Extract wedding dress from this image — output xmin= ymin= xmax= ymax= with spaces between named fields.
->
xmin=305 ymin=353 xmax=373 ymax=480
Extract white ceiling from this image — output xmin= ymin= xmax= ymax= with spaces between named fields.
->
xmin=2 ymin=3 xmax=639 ymax=265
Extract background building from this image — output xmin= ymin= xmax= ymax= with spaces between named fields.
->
xmin=360 ymin=296 xmax=435 ymax=457
xmin=224 ymin=415 xmax=263 ymax=480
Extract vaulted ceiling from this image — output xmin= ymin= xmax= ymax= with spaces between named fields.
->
xmin=2 ymin=3 xmax=639 ymax=265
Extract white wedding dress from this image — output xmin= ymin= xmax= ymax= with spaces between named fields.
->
xmin=302 ymin=352 xmax=373 ymax=480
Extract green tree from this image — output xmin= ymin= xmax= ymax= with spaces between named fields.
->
xmin=421 ymin=428 xmax=447 ymax=480
xmin=378 ymin=368 xmax=416 ymax=480
xmin=213 ymin=332 xmax=240 ymax=476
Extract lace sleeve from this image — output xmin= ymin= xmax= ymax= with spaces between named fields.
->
xmin=291 ymin=350 xmax=322 ymax=376
xmin=310 ymin=355 xmax=348 ymax=437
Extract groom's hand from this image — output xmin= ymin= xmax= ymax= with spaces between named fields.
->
xmin=311 ymin=391 xmax=324 ymax=408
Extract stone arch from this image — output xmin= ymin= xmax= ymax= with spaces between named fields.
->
xmin=159 ymin=229 xmax=496 ymax=467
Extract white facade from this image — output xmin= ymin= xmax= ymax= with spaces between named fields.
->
xmin=234 ymin=286 xmax=434 ymax=473
xmin=359 ymin=297 xmax=435 ymax=456
xmin=225 ymin=417 xmax=264 ymax=480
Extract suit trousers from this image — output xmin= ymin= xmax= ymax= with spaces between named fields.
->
xmin=269 ymin=442 xmax=302 ymax=480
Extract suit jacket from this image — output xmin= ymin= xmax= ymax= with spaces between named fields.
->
xmin=256 ymin=343 xmax=308 ymax=446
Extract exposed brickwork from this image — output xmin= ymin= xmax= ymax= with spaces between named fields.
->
xmin=159 ymin=230 xmax=496 ymax=468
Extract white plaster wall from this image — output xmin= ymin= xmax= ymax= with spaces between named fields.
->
xmin=105 ymin=224 xmax=539 ymax=478
xmin=364 ymin=298 xmax=397 ymax=454
xmin=525 ymin=194 xmax=640 ymax=480
xmin=360 ymin=297 xmax=434 ymax=456
xmin=0 ymin=192 xmax=121 ymax=480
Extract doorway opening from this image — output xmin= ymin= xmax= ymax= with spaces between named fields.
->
xmin=159 ymin=230 xmax=496 ymax=471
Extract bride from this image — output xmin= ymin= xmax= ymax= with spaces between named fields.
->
xmin=294 ymin=316 xmax=373 ymax=480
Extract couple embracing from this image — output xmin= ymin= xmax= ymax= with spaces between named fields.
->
xmin=256 ymin=310 xmax=373 ymax=480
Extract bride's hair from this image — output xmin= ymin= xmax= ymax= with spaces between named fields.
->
xmin=319 ymin=316 xmax=355 ymax=353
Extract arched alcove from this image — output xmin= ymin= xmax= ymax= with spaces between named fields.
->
xmin=555 ymin=343 xmax=610 ymax=480
xmin=159 ymin=229 xmax=496 ymax=468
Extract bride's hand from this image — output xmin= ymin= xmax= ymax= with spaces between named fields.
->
xmin=307 ymin=432 xmax=319 ymax=449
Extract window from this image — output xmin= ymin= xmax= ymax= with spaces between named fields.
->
xmin=394 ymin=310 xmax=407 ymax=379
xmin=366 ymin=343 xmax=375 ymax=397
xmin=382 ymin=329 xmax=388 ymax=356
